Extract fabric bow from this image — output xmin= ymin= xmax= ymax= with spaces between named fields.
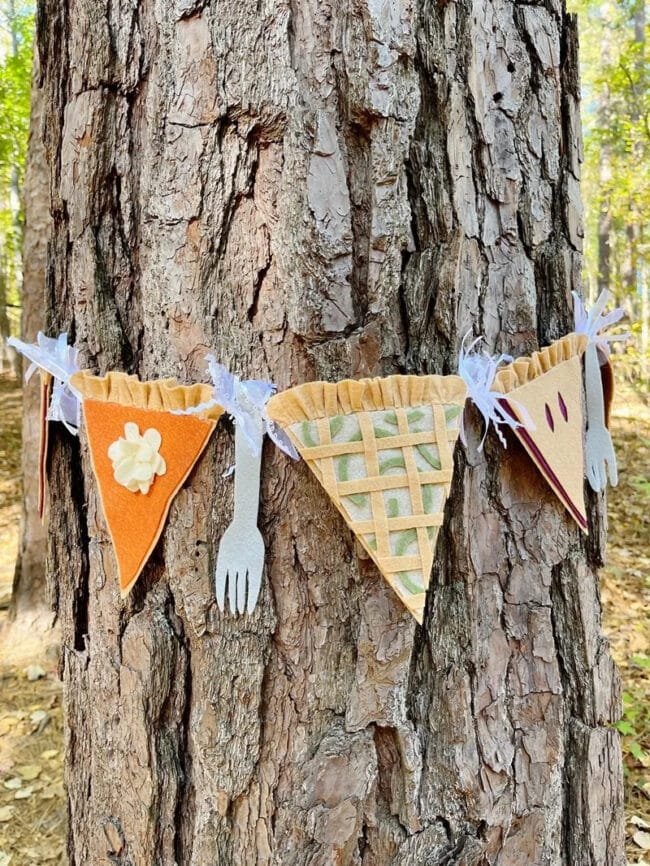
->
xmin=572 ymin=290 xmax=629 ymax=359
xmin=8 ymin=332 xmax=81 ymax=434
xmin=205 ymin=356 xmax=299 ymax=460
xmin=458 ymin=333 xmax=533 ymax=450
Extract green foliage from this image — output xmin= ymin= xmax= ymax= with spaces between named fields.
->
xmin=569 ymin=0 xmax=649 ymax=308
xmin=616 ymin=686 xmax=650 ymax=774
xmin=0 ymin=0 xmax=34 ymax=310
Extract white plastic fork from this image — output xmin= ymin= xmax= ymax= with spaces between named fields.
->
xmin=215 ymin=423 xmax=265 ymax=614
xmin=584 ymin=342 xmax=618 ymax=491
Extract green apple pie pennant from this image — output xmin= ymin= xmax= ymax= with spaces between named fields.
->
xmin=267 ymin=375 xmax=468 ymax=623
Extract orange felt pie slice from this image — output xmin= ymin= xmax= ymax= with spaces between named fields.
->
xmin=267 ymin=375 xmax=467 ymax=623
xmin=493 ymin=334 xmax=589 ymax=532
xmin=70 ymin=371 xmax=223 ymax=596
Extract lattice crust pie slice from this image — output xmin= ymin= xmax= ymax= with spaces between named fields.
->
xmin=493 ymin=333 xmax=589 ymax=533
xmin=267 ymin=375 xmax=468 ymax=624
xmin=71 ymin=371 xmax=224 ymax=596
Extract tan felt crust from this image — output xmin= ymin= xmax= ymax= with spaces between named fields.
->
xmin=70 ymin=370 xmax=223 ymax=421
xmin=267 ymin=374 xmax=467 ymax=428
xmin=493 ymin=333 xmax=588 ymax=394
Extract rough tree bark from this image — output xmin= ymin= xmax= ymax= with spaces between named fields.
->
xmin=10 ymin=44 xmax=51 ymax=621
xmin=37 ymin=0 xmax=624 ymax=864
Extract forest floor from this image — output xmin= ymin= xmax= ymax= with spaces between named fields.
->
xmin=0 ymin=369 xmax=648 ymax=865
xmin=0 ymin=374 xmax=65 ymax=866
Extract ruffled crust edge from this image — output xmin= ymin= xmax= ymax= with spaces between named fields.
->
xmin=267 ymin=374 xmax=468 ymax=426
xmin=69 ymin=370 xmax=224 ymax=421
xmin=493 ymin=333 xmax=589 ymax=394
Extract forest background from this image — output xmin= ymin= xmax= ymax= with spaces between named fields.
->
xmin=0 ymin=0 xmax=648 ymax=864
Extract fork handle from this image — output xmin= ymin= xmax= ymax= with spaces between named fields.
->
xmin=233 ymin=423 xmax=263 ymax=524
xmin=585 ymin=342 xmax=606 ymax=432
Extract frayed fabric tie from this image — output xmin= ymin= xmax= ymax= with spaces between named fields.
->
xmin=458 ymin=333 xmax=534 ymax=450
xmin=572 ymin=290 xmax=629 ymax=359
xmin=8 ymin=332 xmax=80 ymax=434
xmin=181 ymin=356 xmax=299 ymax=461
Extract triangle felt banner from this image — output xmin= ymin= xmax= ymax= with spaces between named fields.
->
xmin=38 ymin=371 xmax=53 ymax=520
xmin=70 ymin=371 xmax=223 ymax=596
xmin=493 ymin=333 xmax=589 ymax=532
xmin=267 ymin=375 xmax=467 ymax=624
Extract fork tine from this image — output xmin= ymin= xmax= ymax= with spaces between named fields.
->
xmin=215 ymin=557 xmax=228 ymax=611
xmin=607 ymin=453 xmax=618 ymax=487
xmin=246 ymin=568 xmax=262 ymax=614
xmin=228 ymin=567 xmax=238 ymax=616
xmin=237 ymin=570 xmax=247 ymax=615
xmin=595 ymin=461 xmax=604 ymax=493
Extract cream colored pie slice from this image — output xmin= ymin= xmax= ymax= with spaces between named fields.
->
xmin=493 ymin=333 xmax=589 ymax=532
xmin=267 ymin=375 xmax=468 ymax=623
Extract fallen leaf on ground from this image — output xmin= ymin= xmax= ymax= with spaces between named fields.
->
xmin=16 ymin=765 xmax=41 ymax=781
xmin=634 ymin=830 xmax=650 ymax=851
xmin=0 ymin=807 xmax=14 ymax=822
xmin=2 ymin=778 xmax=21 ymax=790
xmin=39 ymin=782 xmax=64 ymax=801
xmin=29 ymin=710 xmax=49 ymax=725
xmin=14 ymin=786 xmax=33 ymax=800
xmin=0 ymin=718 xmax=18 ymax=735
xmin=631 ymin=816 xmax=650 ymax=829
xmin=23 ymin=666 xmax=45 ymax=682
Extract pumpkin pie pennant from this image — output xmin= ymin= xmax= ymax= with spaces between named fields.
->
xmin=267 ymin=375 xmax=468 ymax=623
xmin=493 ymin=334 xmax=590 ymax=532
xmin=70 ymin=371 xmax=224 ymax=596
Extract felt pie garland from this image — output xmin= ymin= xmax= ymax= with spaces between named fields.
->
xmin=493 ymin=333 xmax=589 ymax=531
xmin=267 ymin=375 xmax=467 ymax=623
xmin=70 ymin=371 xmax=224 ymax=596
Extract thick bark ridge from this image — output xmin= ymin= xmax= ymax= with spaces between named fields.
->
xmin=37 ymin=0 xmax=624 ymax=863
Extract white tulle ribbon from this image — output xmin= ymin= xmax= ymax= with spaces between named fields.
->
xmin=7 ymin=332 xmax=81 ymax=434
xmin=175 ymin=356 xmax=299 ymax=462
xmin=572 ymin=290 xmax=629 ymax=359
xmin=458 ymin=333 xmax=534 ymax=450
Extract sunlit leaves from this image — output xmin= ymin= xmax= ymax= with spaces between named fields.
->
xmin=0 ymin=1 xmax=34 ymax=305
xmin=568 ymin=0 xmax=649 ymax=300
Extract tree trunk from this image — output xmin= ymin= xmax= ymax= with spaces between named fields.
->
xmin=37 ymin=1 xmax=624 ymax=864
xmin=10 ymin=43 xmax=51 ymax=622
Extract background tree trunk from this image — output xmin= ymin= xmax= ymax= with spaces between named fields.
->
xmin=37 ymin=0 xmax=624 ymax=864
xmin=10 ymin=43 xmax=51 ymax=622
